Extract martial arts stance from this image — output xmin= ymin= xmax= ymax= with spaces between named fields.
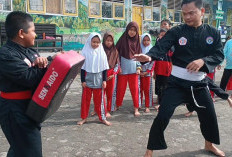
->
xmin=134 ymin=0 xmax=226 ymax=156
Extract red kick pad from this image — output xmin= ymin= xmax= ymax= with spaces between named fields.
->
xmin=26 ymin=50 xmax=85 ymax=123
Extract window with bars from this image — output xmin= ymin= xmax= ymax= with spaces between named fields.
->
xmin=114 ymin=3 xmax=124 ymax=19
xmin=102 ymin=2 xmax=112 ymax=18
xmin=203 ymin=14 xmax=209 ymax=24
xmin=167 ymin=9 xmax=174 ymax=22
xmin=167 ymin=0 xmax=181 ymax=10
xmin=174 ymin=11 xmax=181 ymax=22
xmin=89 ymin=0 xmax=101 ymax=18
xmin=144 ymin=6 xmax=153 ymax=20
xmin=27 ymin=0 xmax=45 ymax=13
xmin=28 ymin=0 xmax=78 ymax=16
xmin=153 ymin=0 xmax=161 ymax=21
xmin=153 ymin=7 xmax=160 ymax=21
xmin=63 ymin=0 xmax=78 ymax=16
xmin=204 ymin=3 xmax=211 ymax=14
xmin=143 ymin=0 xmax=153 ymax=21
xmin=101 ymin=0 xmax=125 ymax=19
xmin=167 ymin=0 xmax=182 ymax=23
xmin=0 ymin=0 xmax=12 ymax=11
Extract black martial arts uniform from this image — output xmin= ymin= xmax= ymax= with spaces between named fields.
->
xmin=146 ymin=24 xmax=224 ymax=150
xmin=0 ymin=40 xmax=50 ymax=157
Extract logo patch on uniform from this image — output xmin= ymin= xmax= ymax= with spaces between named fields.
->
xmin=206 ymin=36 xmax=214 ymax=44
xmin=179 ymin=37 xmax=187 ymax=46
xmin=24 ymin=58 xmax=32 ymax=67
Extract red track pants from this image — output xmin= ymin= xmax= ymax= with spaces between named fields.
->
xmin=105 ymin=69 xmax=116 ymax=112
xmin=81 ymin=87 xmax=106 ymax=121
xmin=116 ymin=74 xmax=140 ymax=108
xmin=140 ymin=76 xmax=153 ymax=108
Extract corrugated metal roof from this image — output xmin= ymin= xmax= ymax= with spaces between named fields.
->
xmin=132 ymin=0 xmax=143 ymax=5
xmin=103 ymin=0 xmax=124 ymax=3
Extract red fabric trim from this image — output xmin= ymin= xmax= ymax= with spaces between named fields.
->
xmin=154 ymin=61 xmax=172 ymax=76
xmin=0 ymin=90 xmax=32 ymax=100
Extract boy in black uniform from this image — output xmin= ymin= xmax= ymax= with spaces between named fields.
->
xmin=0 ymin=11 xmax=58 ymax=157
xmin=154 ymin=28 xmax=173 ymax=109
xmin=185 ymin=76 xmax=232 ymax=117
xmin=134 ymin=0 xmax=226 ymax=156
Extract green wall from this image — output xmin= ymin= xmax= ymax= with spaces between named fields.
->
xmin=1 ymin=0 xmax=226 ymax=50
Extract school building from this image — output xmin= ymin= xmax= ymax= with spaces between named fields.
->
xmin=0 ymin=0 xmax=231 ymax=50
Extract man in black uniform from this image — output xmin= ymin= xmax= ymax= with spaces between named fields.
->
xmin=0 ymin=11 xmax=57 ymax=157
xmin=134 ymin=0 xmax=226 ymax=156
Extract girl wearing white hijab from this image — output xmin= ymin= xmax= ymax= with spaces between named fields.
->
xmin=140 ymin=33 xmax=155 ymax=113
xmin=78 ymin=33 xmax=111 ymax=126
